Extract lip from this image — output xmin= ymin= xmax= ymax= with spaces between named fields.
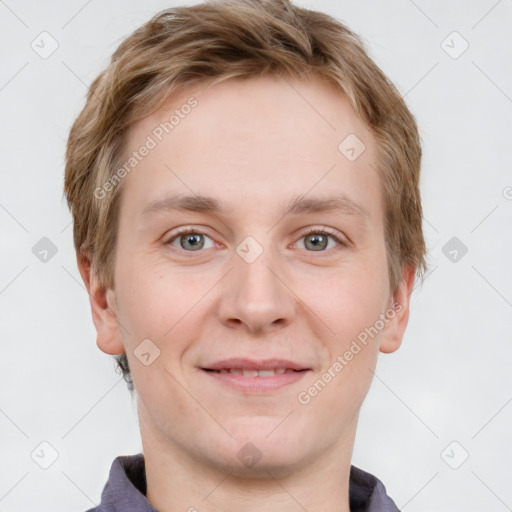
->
xmin=201 ymin=367 xmax=310 ymax=393
xmin=203 ymin=358 xmax=310 ymax=371
xmin=200 ymin=358 xmax=311 ymax=393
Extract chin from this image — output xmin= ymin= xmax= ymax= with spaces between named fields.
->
xmin=215 ymin=446 xmax=306 ymax=479
xmin=204 ymin=421 xmax=308 ymax=473
xmin=224 ymin=415 xmax=295 ymax=442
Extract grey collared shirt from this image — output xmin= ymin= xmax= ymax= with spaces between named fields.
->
xmin=86 ymin=454 xmax=400 ymax=512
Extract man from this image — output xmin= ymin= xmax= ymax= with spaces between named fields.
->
xmin=64 ymin=0 xmax=427 ymax=510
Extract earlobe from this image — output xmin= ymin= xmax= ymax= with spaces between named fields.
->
xmin=76 ymin=252 xmax=125 ymax=356
xmin=379 ymin=264 xmax=416 ymax=354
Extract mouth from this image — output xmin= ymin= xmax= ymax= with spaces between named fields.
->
xmin=203 ymin=367 xmax=306 ymax=376
xmin=202 ymin=357 xmax=311 ymax=372
xmin=200 ymin=358 xmax=311 ymax=392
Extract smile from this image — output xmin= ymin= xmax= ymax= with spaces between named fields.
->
xmin=204 ymin=368 xmax=303 ymax=377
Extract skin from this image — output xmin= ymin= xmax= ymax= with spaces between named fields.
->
xmin=79 ymin=75 xmax=415 ymax=512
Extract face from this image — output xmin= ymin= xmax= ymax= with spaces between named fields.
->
xmin=84 ymin=75 xmax=414 ymax=476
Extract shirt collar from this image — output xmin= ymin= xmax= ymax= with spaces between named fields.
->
xmin=88 ymin=454 xmax=400 ymax=512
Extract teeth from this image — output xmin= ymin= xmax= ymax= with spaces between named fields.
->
xmin=216 ymin=368 xmax=297 ymax=377
xmin=243 ymin=370 xmax=259 ymax=377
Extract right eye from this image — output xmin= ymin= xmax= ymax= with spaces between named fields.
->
xmin=165 ymin=228 xmax=216 ymax=252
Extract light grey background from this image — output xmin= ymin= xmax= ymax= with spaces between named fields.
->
xmin=1 ymin=0 xmax=511 ymax=510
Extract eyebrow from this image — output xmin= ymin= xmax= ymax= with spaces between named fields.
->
xmin=140 ymin=192 xmax=369 ymax=219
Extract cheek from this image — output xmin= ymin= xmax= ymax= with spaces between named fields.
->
xmin=298 ymin=273 xmax=386 ymax=417
xmin=115 ymin=263 xmax=201 ymax=408
xmin=308 ymin=262 xmax=389 ymax=341
xmin=116 ymin=254 xmax=174 ymax=318
xmin=115 ymin=257 xmax=213 ymax=358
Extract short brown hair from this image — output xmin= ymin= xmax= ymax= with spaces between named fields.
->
xmin=64 ymin=0 xmax=427 ymax=392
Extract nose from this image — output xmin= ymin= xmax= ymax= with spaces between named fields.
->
xmin=217 ymin=247 xmax=296 ymax=334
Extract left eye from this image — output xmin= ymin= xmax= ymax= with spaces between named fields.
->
xmin=295 ymin=230 xmax=343 ymax=252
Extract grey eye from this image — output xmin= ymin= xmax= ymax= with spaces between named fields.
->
xmin=169 ymin=232 xmax=215 ymax=251
xmin=304 ymin=233 xmax=329 ymax=251
xmin=297 ymin=231 xmax=341 ymax=252
xmin=180 ymin=233 xmax=205 ymax=250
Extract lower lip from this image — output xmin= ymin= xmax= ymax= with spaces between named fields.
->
xmin=201 ymin=369 xmax=310 ymax=392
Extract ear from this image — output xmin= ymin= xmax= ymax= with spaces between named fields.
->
xmin=76 ymin=252 xmax=125 ymax=355
xmin=379 ymin=264 xmax=416 ymax=354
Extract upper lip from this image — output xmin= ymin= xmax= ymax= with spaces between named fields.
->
xmin=202 ymin=358 xmax=311 ymax=371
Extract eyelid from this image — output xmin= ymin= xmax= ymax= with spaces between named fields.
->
xmin=164 ymin=226 xmax=216 ymax=248
xmin=294 ymin=226 xmax=348 ymax=249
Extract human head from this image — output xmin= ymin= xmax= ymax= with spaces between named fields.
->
xmin=64 ymin=0 xmax=427 ymax=392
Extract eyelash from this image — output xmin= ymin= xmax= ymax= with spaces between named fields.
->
xmin=164 ymin=227 xmax=347 ymax=255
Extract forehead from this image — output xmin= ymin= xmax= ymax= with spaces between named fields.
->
xmin=120 ymin=75 xmax=381 ymax=223
xmin=125 ymin=74 xmax=374 ymax=157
